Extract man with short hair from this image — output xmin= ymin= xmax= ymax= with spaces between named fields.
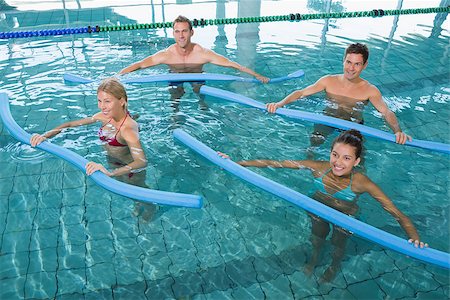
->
xmin=119 ymin=15 xmax=269 ymax=99
xmin=266 ymin=43 xmax=411 ymax=145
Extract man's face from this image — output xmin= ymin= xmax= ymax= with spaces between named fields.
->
xmin=173 ymin=22 xmax=193 ymax=49
xmin=342 ymin=53 xmax=367 ymax=80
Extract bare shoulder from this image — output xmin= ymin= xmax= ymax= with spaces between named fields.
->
xmin=193 ymin=43 xmax=214 ymax=55
xmin=351 ymin=172 xmax=374 ymax=193
xmin=141 ymin=47 xmax=171 ymax=66
xmin=365 ymin=80 xmax=379 ymax=91
xmin=191 ymin=43 xmax=204 ymax=50
xmin=309 ymin=161 xmax=331 ymax=176
xmin=319 ymin=74 xmax=340 ymax=85
xmin=320 ymin=74 xmax=336 ymax=82
xmin=365 ymin=81 xmax=382 ymax=99
xmin=121 ymin=118 xmax=140 ymax=139
xmin=92 ymin=112 xmax=107 ymax=122
xmin=125 ymin=116 xmax=139 ymax=131
xmin=162 ymin=45 xmax=177 ymax=57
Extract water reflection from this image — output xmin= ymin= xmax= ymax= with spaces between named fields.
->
xmin=381 ymin=0 xmax=403 ymax=70
xmin=307 ymin=0 xmax=344 ymax=13
xmin=430 ymin=0 xmax=449 ymax=37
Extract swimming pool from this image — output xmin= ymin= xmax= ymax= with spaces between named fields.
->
xmin=0 ymin=0 xmax=449 ymax=299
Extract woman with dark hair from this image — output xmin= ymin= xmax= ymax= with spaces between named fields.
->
xmin=221 ymin=129 xmax=426 ymax=282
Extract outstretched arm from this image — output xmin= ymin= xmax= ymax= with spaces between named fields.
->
xmin=30 ymin=116 xmax=98 ymax=147
xmin=368 ymin=86 xmax=412 ymax=144
xmin=237 ymin=159 xmax=320 ymax=170
xmin=358 ymin=175 xmax=427 ymax=248
xmin=218 ymin=152 xmax=325 ymax=171
xmin=118 ymin=50 xmax=167 ymax=75
xmin=266 ymin=75 xmax=329 ymax=113
xmin=205 ymin=49 xmax=269 ymax=83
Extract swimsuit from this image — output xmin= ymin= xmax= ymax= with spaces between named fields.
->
xmin=313 ymin=168 xmax=357 ymax=202
xmin=98 ymin=114 xmax=128 ymax=147
xmin=310 ymin=169 xmax=359 ymax=235
xmin=168 ymin=80 xmax=206 ymax=87
xmin=99 ymin=114 xmax=139 ymax=178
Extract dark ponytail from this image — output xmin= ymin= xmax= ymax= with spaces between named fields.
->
xmin=331 ymin=129 xmax=363 ymax=158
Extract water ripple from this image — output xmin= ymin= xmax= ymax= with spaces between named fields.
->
xmin=2 ymin=141 xmax=49 ymax=163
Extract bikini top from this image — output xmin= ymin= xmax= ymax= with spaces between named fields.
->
xmin=313 ymin=168 xmax=357 ymax=202
xmin=98 ymin=114 xmax=128 ymax=147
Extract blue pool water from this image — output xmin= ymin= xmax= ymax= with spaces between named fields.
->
xmin=0 ymin=0 xmax=449 ymax=299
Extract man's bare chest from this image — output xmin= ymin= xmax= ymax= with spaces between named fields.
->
xmin=325 ymin=86 xmax=369 ymax=103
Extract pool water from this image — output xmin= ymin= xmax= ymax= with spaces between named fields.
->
xmin=0 ymin=0 xmax=449 ymax=299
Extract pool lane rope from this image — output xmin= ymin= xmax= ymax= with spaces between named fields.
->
xmin=200 ymin=86 xmax=450 ymax=155
xmin=63 ymin=69 xmax=305 ymax=85
xmin=1 ymin=6 xmax=448 ymax=39
xmin=173 ymin=129 xmax=450 ymax=269
xmin=0 ymin=93 xmax=202 ymax=208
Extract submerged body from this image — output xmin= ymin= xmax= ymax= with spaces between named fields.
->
xmin=30 ymin=78 xmax=156 ymax=220
xmin=266 ymin=44 xmax=411 ymax=146
xmin=119 ymin=16 xmax=268 ymax=83
xmin=225 ymin=129 xmax=426 ymax=282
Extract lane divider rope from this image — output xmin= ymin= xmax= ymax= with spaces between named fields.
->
xmin=1 ymin=6 xmax=448 ymax=39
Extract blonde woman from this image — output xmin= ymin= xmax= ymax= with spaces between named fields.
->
xmin=31 ymin=78 xmax=155 ymax=219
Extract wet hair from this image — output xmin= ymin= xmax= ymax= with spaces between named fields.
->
xmin=173 ymin=15 xmax=193 ymax=31
xmin=344 ymin=43 xmax=369 ymax=64
xmin=331 ymin=129 xmax=363 ymax=158
xmin=97 ymin=77 xmax=128 ymax=111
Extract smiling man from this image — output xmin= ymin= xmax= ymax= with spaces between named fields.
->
xmin=266 ymin=43 xmax=411 ymax=146
xmin=118 ymin=15 xmax=268 ymax=112
xmin=119 ymin=15 xmax=268 ymax=81
xmin=119 ymin=15 xmax=268 ymax=88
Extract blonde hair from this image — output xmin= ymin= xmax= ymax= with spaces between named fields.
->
xmin=97 ymin=77 xmax=128 ymax=111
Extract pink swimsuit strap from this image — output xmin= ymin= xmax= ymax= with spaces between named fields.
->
xmin=98 ymin=113 xmax=128 ymax=147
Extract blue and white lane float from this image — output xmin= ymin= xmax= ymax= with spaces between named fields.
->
xmin=173 ymin=129 xmax=450 ymax=269
xmin=0 ymin=93 xmax=202 ymax=208
xmin=200 ymin=86 xmax=450 ymax=155
xmin=63 ymin=69 xmax=305 ymax=85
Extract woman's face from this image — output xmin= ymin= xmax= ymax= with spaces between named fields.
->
xmin=97 ymin=90 xmax=125 ymax=118
xmin=329 ymin=142 xmax=360 ymax=176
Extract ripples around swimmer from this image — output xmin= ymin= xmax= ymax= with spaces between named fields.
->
xmin=2 ymin=141 xmax=49 ymax=163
